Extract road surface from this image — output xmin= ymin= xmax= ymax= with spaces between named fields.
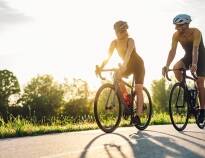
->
xmin=0 ymin=124 xmax=204 ymax=158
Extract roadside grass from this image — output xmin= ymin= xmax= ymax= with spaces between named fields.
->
xmin=0 ymin=113 xmax=196 ymax=138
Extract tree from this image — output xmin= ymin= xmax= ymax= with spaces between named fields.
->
xmin=62 ymin=78 xmax=92 ymax=117
xmin=151 ymin=78 xmax=172 ymax=113
xmin=20 ymin=75 xmax=64 ymax=121
xmin=0 ymin=70 xmax=20 ymax=120
xmin=63 ymin=78 xmax=89 ymax=101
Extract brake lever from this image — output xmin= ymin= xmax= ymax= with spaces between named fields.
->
xmin=165 ymin=70 xmax=172 ymax=81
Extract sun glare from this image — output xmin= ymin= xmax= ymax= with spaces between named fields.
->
xmin=1 ymin=0 xmax=205 ymax=91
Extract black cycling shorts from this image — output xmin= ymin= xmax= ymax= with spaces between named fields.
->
xmin=122 ymin=53 xmax=145 ymax=84
xmin=180 ymin=57 xmax=205 ymax=77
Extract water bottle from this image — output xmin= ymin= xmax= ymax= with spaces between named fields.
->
xmin=123 ymin=93 xmax=131 ymax=107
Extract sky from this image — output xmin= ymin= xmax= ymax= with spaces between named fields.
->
xmin=0 ymin=0 xmax=205 ymax=90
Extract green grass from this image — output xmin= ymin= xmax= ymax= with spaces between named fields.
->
xmin=0 ymin=116 xmax=98 ymax=138
xmin=0 ymin=113 xmax=196 ymax=138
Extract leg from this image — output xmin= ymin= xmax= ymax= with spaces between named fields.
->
xmin=173 ymin=60 xmax=185 ymax=82
xmin=116 ymin=71 xmax=128 ymax=97
xmin=118 ymin=80 xmax=127 ymax=95
xmin=135 ymin=84 xmax=144 ymax=116
xmin=196 ymin=77 xmax=205 ymax=123
xmin=196 ymin=77 xmax=205 ymax=109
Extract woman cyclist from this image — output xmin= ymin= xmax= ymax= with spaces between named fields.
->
xmin=96 ymin=21 xmax=145 ymax=125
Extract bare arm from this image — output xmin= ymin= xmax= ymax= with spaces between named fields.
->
xmin=122 ymin=38 xmax=135 ymax=68
xmin=190 ymin=29 xmax=201 ymax=73
xmin=100 ymin=40 xmax=116 ymax=69
xmin=192 ymin=29 xmax=201 ymax=66
xmin=165 ymin=33 xmax=178 ymax=67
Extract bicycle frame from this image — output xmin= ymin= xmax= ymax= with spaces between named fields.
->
xmin=166 ymin=68 xmax=198 ymax=111
xmin=98 ymin=68 xmax=135 ymax=108
xmin=94 ymin=66 xmax=152 ymax=132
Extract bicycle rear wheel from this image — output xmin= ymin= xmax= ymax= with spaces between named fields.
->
xmin=169 ymin=83 xmax=189 ymax=131
xmin=134 ymin=87 xmax=152 ymax=130
xmin=94 ymin=83 xmax=122 ymax=133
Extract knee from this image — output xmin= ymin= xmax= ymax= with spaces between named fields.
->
xmin=173 ymin=65 xmax=180 ymax=74
xmin=173 ymin=66 xmax=182 ymax=81
xmin=173 ymin=64 xmax=178 ymax=69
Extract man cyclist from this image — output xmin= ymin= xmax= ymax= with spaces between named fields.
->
xmin=96 ymin=21 xmax=145 ymax=125
xmin=162 ymin=14 xmax=205 ymax=124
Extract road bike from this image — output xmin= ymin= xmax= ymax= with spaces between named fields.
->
xmin=166 ymin=68 xmax=205 ymax=131
xmin=94 ymin=66 xmax=152 ymax=133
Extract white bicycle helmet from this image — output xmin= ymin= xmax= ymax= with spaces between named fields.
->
xmin=173 ymin=14 xmax=192 ymax=24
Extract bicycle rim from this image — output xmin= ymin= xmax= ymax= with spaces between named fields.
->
xmin=94 ymin=83 xmax=122 ymax=133
xmin=169 ymin=83 xmax=189 ymax=131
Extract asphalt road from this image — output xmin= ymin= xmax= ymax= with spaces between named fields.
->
xmin=0 ymin=124 xmax=204 ymax=158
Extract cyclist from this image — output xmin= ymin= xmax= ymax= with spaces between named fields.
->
xmin=96 ymin=20 xmax=145 ymax=125
xmin=162 ymin=14 xmax=205 ymax=124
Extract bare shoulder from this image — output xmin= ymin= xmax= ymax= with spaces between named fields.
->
xmin=128 ymin=38 xmax=134 ymax=42
xmin=191 ymin=27 xmax=201 ymax=33
xmin=192 ymin=28 xmax=201 ymax=37
xmin=110 ymin=39 xmax=117 ymax=48
xmin=173 ymin=31 xmax=179 ymax=40
xmin=128 ymin=38 xmax=135 ymax=44
xmin=111 ymin=39 xmax=117 ymax=46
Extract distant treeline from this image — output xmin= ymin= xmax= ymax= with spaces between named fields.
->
xmin=0 ymin=69 xmax=175 ymax=123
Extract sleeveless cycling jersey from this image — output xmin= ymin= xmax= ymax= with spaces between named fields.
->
xmin=117 ymin=38 xmax=145 ymax=84
xmin=180 ymin=35 xmax=205 ymax=76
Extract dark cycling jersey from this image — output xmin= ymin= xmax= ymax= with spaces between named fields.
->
xmin=119 ymin=38 xmax=145 ymax=84
xmin=180 ymin=35 xmax=205 ymax=76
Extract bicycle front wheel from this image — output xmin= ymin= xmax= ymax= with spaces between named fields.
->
xmin=94 ymin=83 xmax=122 ymax=133
xmin=134 ymin=87 xmax=152 ymax=130
xmin=169 ymin=83 xmax=189 ymax=131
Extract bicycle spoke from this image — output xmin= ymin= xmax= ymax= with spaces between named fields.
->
xmin=169 ymin=83 xmax=189 ymax=131
xmin=94 ymin=83 xmax=121 ymax=133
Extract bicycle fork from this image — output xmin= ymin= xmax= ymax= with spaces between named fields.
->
xmin=104 ymin=89 xmax=116 ymax=110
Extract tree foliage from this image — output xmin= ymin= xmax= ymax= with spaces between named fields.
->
xmin=62 ymin=78 xmax=92 ymax=117
xmin=151 ymin=78 xmax=172 ymax=113
xmin=63 ymin=78 xmax=89 ymax=100
xmin=0 ymin=70 xmax=20 ymax=120
xmin=20 ymin=75 xmax=64 ymax=121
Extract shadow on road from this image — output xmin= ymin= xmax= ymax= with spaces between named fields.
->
xmin=181 ymin=131 xmax=205 ymax=141
xmin=130 ymin=130 xmax=204 ymax=158
xmin=145 ymin=129 xmax=205 ymax=149
xmin=80 ymin=133 xmax=134 ymax=158
xmin=79 ymin=129 xmax=204 ymax=158
xmin=182 ymin=130 xmax=205 ymax=134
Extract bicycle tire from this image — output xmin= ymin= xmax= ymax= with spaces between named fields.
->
xmin=195 ymin=103 xmax=205 ymax=129
xmin=134 ymin=87 xmax=152 ymax=130
xmin=196 ymin=115 xmax=205 ymax=129
xmin=169 ymin=83 xmax=189 ymax=131
xmin=94 ymin=83 xmax=122 ymax=133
